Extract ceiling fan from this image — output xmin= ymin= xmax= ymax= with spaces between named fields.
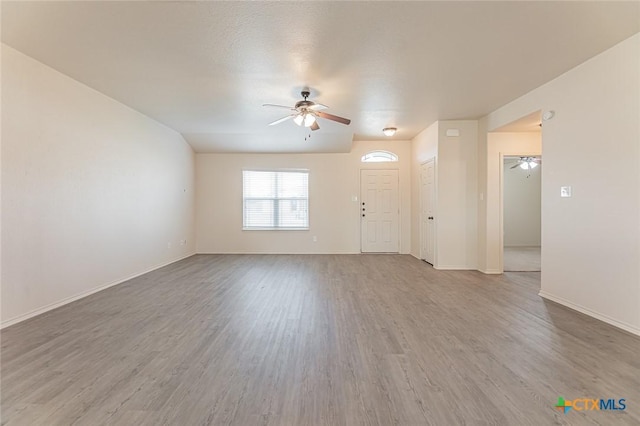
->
xmin=510 ymin=157 xmax=541 ymax=170
xmin=263 ymin=90 xmax=351 ymax=131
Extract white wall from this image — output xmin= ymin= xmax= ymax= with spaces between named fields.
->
xmin=436 ymin=121 xmax=478 ymax=269
xmin=503 ymin=158 xmax=541 ymax=246
xmin=196 ymin=140 xmax=412 ymax=254
xmin=1 ymin=45 xmax=196 ymax=327
xmin=483 ymin=132 xmax=542 ymax=272
xmin=410 ymin=120 xmax=478 ymax=269
xmin=483 ymin=33 xmax=640 ymax=335
xmin=476 ymin=118 xmax=489 ymax=272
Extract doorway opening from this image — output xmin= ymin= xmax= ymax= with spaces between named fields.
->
xmin=502 ymin=156 xmax=541 ymax=271
xmin=485 ymin=109 xmax=542 ymax=274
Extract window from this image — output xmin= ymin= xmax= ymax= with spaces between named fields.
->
xmin=361 ymin=150 xmax=398 ymax=163
xmin=243 ymin=170 xmax=309 ymax=230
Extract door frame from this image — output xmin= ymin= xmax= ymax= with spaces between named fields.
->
xmin=359 ymin=168 xmax=401 ymax=253
xmin=419 ymin=158 xmax=436 ymax=263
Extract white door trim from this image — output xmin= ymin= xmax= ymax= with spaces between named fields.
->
xmin=420 ymin=158 xmax=436 ymax=263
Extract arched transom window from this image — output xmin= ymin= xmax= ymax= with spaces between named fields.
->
xmin=361 ymin=150 xmax=398 ymax=163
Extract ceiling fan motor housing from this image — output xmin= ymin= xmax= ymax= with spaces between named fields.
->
xmin=295 ymin=100 xmax=314 ymax=110
xmin=296 ymin=91 xmax=313 ymax=110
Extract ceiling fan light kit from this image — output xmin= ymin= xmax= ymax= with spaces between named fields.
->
xmin=519 ymin=161 xmax=538 ymax=170
xmin=263 ymin=89 xmax=351 ymax=132
xmin=292 ymin=111 xmax=316 ymax=127
xmin=383 ymin=127 xmax=397 ymax=137
xmin=303 ymin=113 xmax=316 ymax=127
xmin=510 ymin=156 xmax=541 ymax=177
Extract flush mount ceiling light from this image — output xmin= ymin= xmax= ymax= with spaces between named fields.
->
xmin=383 ymin=127 xmax=397 ymax=137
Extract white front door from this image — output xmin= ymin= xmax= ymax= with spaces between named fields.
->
xmin=360 ymin=169 xmax=399 ymax=253
xmin=421 ymin=160 xmax=435 ymax=264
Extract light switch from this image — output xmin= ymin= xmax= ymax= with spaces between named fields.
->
xmin=560 ymin=186 xmax=572 ymax=198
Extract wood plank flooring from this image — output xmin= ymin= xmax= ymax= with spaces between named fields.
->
xmin=2 ymin=254 xmax=639 ymax=425
xmin=504 ymin=246 xmax=541 ymax=272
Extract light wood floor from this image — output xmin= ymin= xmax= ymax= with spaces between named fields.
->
xmin=2 ymin=255 xmax=639 ymax=425
xmin=504 ymin=246 xmax=541 ymax=272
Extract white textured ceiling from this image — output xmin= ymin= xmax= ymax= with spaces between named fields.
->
xmin=494 ymin=111 xmax=542 ymax=133
xmin=2 ymin=1 xmax=638 ymax=152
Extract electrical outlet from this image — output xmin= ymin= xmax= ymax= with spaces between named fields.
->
xmin=167 ymin=242 xmax=172 ymax=249
xmin=313 ymin=236 xmax=317 ymax=242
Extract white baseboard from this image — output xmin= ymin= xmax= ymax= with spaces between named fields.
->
xmin=195 ymin=251 xmax=361 ymax=255
xmin=538 ymin=290 xmax=640 ymax=337
xmin=434 ymin=265 xmax=475 ymax=271
xmin=1 ymin=252 xmax=196 ymax=329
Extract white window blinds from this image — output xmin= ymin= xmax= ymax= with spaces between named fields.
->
xmin=243 ymin=170 xmax=309 ymax=229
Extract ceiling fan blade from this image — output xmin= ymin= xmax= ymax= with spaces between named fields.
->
xmin=310 ymin=121 xmax=320 ymax=131
xmin=268 ymin=115 xmax=295 ymax=126
xmin=263 ymin=103 xmax=295 ymax=110
xmin=316 ymin=111 xmax=351 ymax=125
xmin=510 ymin=163 xmax=520 ymax=169
xmin=309 ymin=103 xmax=328 ymax=111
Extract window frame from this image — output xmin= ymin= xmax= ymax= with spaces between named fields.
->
xmin=242 ymin=168 xmax=310 ymax=231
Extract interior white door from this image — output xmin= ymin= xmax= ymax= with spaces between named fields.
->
xmin=421 ymin=160 xmax=435 ymax=264
xmin=360 ymin=169 xmax=399 ymax=253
